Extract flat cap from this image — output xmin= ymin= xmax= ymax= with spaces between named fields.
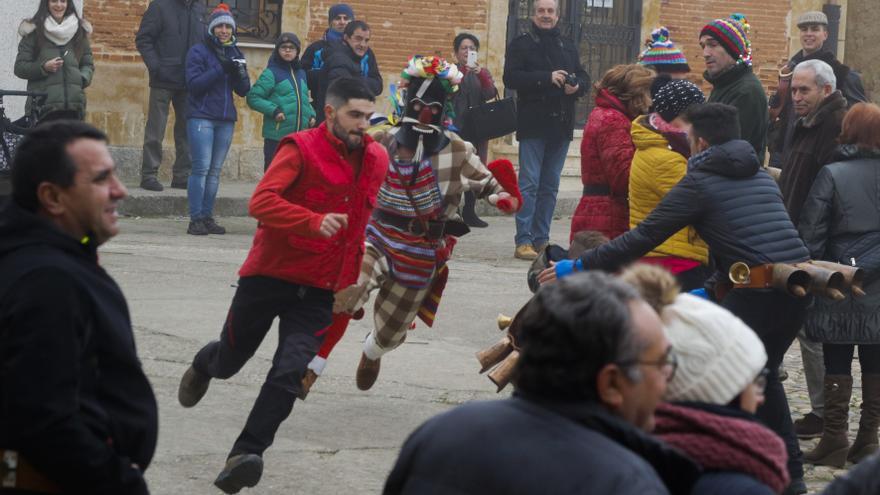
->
xmin=797 ymin=11 xmax=828 ymax=27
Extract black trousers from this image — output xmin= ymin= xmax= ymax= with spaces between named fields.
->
xmin=721 ymin=289 xmax=810 ymax=482
xmin=263 ymin=139 xmax=280 ymax=171
xmin=193 ymin=276 xmax=333 ymax=457
xmin=825 ymin=343 xmax=880 ymax=375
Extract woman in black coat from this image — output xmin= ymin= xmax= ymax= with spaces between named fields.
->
xmin=799 ymin=103 xmax=880 ymax=468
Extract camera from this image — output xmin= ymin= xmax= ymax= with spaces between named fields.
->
xmin=232 ymin=58 xmax=248 ymax=81
xmin=564 ymin=73 xmax=579 ymax=87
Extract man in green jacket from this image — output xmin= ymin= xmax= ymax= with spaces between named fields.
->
xmin=699 ymin=14 xmax=768 ymax=165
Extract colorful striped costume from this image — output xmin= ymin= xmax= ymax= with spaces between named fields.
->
xmin=336 ymin=126 xmax=508 ymax=359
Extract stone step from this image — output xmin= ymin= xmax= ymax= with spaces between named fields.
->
xmin=118 ymin=176 xmax=586 ymax=219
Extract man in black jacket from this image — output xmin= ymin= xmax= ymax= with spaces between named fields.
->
xmin=779 ymin=58 xmax=848 ymax=443
xmin=768 ymin=11 xmax=866 ymax=168
xmin=0 ymin=121 xmax=158 ymax=494
xmin=316 ymin=20 xmax=382 ymax=123
xmin=384 ymin=272 xmax=698 ymax=495
xmin=301 ymin=3 xmax=354 ymax=112
xmin=503 ymin=0 xmax=588 ymax=260
xmin=136 ymin=0 xmax=205 ymax=191
xmin=542 ymin=103 xmax=812 ymax=495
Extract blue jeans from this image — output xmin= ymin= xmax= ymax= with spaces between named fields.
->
xmin=514 ymin=137 xmax=570 ymax=247
xmin=187 ymin=118 xmax=234 ymax=219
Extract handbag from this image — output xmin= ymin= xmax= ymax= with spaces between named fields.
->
xmin=461 ymin=96 xmax=517 ymax=143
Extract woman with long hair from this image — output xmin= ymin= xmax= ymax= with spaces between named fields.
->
xmin=14 ymin=0 xmax=94 ymax=121
xmin=571 ymin=64 xmax=654 ymax=241
xmin=799 ymin=103 xmax=880 ymax=468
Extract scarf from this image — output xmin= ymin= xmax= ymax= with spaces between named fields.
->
xmin=654 ymin=402 xmax=790 ymax=494
xmin=43 ymin=15 xmax=79 ymax=46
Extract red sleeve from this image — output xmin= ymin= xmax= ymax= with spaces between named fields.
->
xmin=248 ymin=142 xmax=325 ymax=236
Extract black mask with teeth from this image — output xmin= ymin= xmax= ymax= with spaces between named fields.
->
xmin=396 ymin=76 xmax=450 ymax=161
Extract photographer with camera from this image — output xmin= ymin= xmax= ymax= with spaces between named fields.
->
xmin=503 ymin=0 xmax=589 ymax=260
xmin=183 ymin=3 xmax=250 ymax=236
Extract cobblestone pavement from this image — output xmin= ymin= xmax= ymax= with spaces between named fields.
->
xmin=784 ymin=340 xmax=864 ymax=494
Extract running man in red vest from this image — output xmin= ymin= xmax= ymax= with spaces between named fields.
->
xmin=176 ymin=77 xmax=388 ymax=495
xmin=303 ymin=56 xmax=523 ymax=393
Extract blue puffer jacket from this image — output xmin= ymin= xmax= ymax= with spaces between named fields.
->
xmin=579 ymin=139 xmax=809 ymax=277
xmin=185 ymin=36 xmax=251 ymax=121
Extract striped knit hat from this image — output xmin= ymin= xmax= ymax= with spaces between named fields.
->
xmin=639 ymin=27 xmax=690 ymax=74
xmin=700 ymin=14 xmax=752 ymax=67
xmin=208 ymin=3 xmax=236 ymax=34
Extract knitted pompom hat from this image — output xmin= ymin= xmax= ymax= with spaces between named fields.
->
xmin=661 ymin=294 xmax=767 ymax=405
xmin=653 ymin=79 xmax=706 ymax=123
xmin=639 ymin=27 xmax=690 ymax=74
xmin=700 ymin=14 xmax=752 ymax=67
xmin=208 ymin=3 xmax=236 ymax=34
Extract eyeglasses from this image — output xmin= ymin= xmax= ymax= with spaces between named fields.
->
xmin=278 ymin=45 xmax=297 ymax=52
xmin=618 ymin=347 xmax=678 ymax=381
xmin=753 ymin=368 xmax=769 ymax=394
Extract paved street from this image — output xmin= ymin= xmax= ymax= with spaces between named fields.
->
xmin=103 ymin=214 xmax=856 ymax=494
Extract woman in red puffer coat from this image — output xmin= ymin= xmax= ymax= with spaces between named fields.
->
xmin=571 ymin=64 xmax=654 ymax=240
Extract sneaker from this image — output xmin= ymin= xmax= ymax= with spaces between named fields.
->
xmin=514 ymin=244 xmax=538 ymax=260
xmin=140 ymin=177 xmax=164 ymax=191
xmin=170 ymin=176 xmax=189 ymax=189
xmin=178 ymin=365 xmax=210 ymax=407
xmin=214 ymin=454 xmax=263 ymax=494
xmin=204 ymin=217 xmax=226 ymax=235
xmin=794 ymin=412 xmax=824 ymax=439
xmin=187 ymin=219 xmax=209 ymax=236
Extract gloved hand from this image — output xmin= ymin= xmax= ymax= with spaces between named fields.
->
xmin=689 ymin=288 xmax=709 ymax=299
xmin=218 ymin=56 xmax=237 ymax=74
xmin=554 ymin=258 xmax=583 ymax=280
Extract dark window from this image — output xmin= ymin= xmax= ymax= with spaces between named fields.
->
xmin=203 ymin=0 xmax=283 ymax=44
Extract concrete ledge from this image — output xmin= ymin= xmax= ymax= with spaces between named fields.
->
xmin=119 ymin=178 xmax=584 ymax=218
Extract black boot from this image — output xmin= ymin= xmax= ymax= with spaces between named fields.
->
xmin=849 ymin=373 xmax=880 ymax=463
xmin=462 ymin=191 xmax=488 ymax=228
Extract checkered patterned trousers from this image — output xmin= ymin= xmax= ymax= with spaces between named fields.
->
xmin=339 ymin=241 xmax=433 ymax=355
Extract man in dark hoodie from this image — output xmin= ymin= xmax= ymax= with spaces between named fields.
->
xmin=768 ymin=11 xmax=866 ymax=168
xmin=136 ymin=0 xmax=205 ymax=191
xmin=301 ymin=3 xmax=354 ymax=111
xmin=0 ymin=121 xmax=158 ymax=494
xmin=541 ymin=103 xmax=812 ymax=495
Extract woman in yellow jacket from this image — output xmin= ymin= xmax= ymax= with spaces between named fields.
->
xmin=629 ymin=79 xmax=711 ymax=290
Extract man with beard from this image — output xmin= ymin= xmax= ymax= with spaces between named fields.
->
xmin=768 ymin=11 xmax=866 ymax=168
xmin=175 ymin=78 xmax=389 ymax=494
xmin=302 ymin=56 xmax=523 ymax=393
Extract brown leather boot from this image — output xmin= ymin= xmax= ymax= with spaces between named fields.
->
xmin=297 ymin=369 xmax=319 ymax=400
xmin=804 ymin=375 xmax=853 ymax=468
xmin=848 ymin=373 xmax=880 ymax=463
xmin=356 ymin=352 xmax=381 ymax=391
